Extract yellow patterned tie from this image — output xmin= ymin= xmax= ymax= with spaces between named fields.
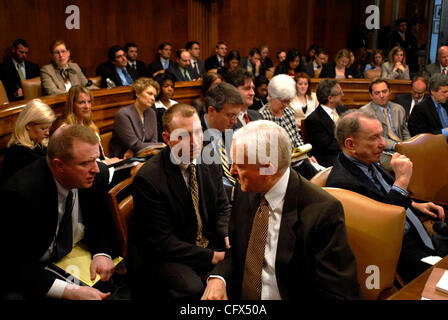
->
xmin=383 ymin=108 xmax=401 ymax=142
xmin=16 ymin=63 xmax=25 ymax=80
xmin=241 ymin=196 xmax=269 ymax=300
xmin=332 ymin=109 xmax=339 ymax=123
xmin=217 ymin=138 xmax=236 ymax=185
xmin=189 ymin=164 xmax=209 ymax=248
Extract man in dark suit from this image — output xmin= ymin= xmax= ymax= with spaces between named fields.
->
xmin=147 ymin=42 xmax=176 ymax=78
xmin=167 ymin=49 xmax=199 ymax=82
xmin=186 ymin=41 xmax=206 ymax=78
xmin=204 ymin=42 xmax=227 ymax=71
xmin=305 ymin=79 xmax=347 ymax=167
xmin=326 ymin=110 xmax=446 ymax=282
xmin=124 ymin=42 xmax=147 ymax=78
xmin=394 ymin=76 xmax=427 ymax=118
xmin=389 ymin=18 xmax=419 ymax=73
xmin=202 ymin=120 xmax=361 ymax=300
xmin=408 ymin=74 xmax=448 ymax=137
xmin=97 ymin=45 xmax=138 ymax=88
xmin=224 ymin=68 xmax=262 ymax=130
xmin=424 ymin=46 xmax=448 ymax=77
xmin=127 ymin=104 xmax=231 ymax=300
xmin=0 ymin=38 xmax=40 ymax=102
xmin=239 ymin=48 xmax=266 ymax=78
xmin=0 ymin=125 xmax=118 ymax=300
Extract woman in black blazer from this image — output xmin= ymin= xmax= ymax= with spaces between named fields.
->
xmin=1 ymin=99 xmax=55 ymax=181
xmin=274 ymin=49 xmax=304 ymax=77
xmin=319 ymin=48 xmax=358 ymax=79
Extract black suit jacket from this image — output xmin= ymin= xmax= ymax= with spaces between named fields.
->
xmin=394 ymin=93 xmax=413 ymax=118
xmin=0 ymin=59 xmax=40 ymax=101
xmin=319 ymin=62 xmax=358 ymax=79
xmin=212 ymin=169 xmax=362 ymax=300
xmin=302 ymin=63 xmax=315 ymax=78
xmin=97 ymin=62 xmax=139 ymax=88
xmin=204 ymin=55 xmax=223 ymax=71
xmin=127 ymin=147 xmax=231 ymax=276
xmin=166 ymin=63 xmax=199 ymax=82
xmin=128 ymin=60 xmax=147 ymax=78
xmin=408 ymin=96 xmax=448 ymax=136
xmin=232 ymin=109 xmax=263 ymax=130
xmin=305 ymin=105 xmax=347 ymax=167
xmin=147 ymin=59 xmax=176 ymax=78
xmin=0 ymin=158 xmax=118 ymax=298
xmin=239 ymin=57 xmax=266 ymax=77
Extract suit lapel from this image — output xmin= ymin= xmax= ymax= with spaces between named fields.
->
xmin=317 ymin=105 xmax=335 ymax=134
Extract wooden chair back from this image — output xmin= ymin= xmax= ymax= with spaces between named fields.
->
xmin=21 ymin=77 xmax=42 ymax=99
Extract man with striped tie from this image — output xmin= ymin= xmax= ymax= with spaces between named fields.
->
xmin=201 ymin=82 xmax=245 ymax=201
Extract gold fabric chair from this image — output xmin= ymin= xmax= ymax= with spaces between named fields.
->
xmin=310 ymin=166 xmax=333 ymax=187
xmin=396 ymin=133 xmax=448 ymax=205
xmin=108 ymin=177 xmax=134 ymax=259
xmin=100 ymin=132 xmax=113 ymax=158
xmin=88 ymin=76 xmax=101 ymax=87
xmin=21 ymin=77 xmax=42 ymax=99
xmin=0 ymin=80 xmax=9 ymax=104
xmin=323 ymin=187 xmax=406 ymax=300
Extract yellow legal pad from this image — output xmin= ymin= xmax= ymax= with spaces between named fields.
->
xmin=53 ymin=244 xmax=123 ymax=287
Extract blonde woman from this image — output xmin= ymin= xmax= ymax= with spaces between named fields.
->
xmin=2 ymin=99 xmax=56 ymax=180
xmin=381 ymin=46 xmax=410 ymax=80
xmin=319 ymin=48 xmax=358 ymax=79
xmin=60 ymin=85 xmax=120 ymax=165
xmin=289 ymin=72 xmax=318 ymax=128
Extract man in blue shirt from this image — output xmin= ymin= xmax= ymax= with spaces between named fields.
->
xmin=97 ymin=45 xmax=138 ymax=88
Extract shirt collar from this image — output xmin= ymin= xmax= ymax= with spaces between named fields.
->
xmin=264 ymin=167 xmax=290 ymax=211
xmin=320 ymin=104 xmax=335 ymax=118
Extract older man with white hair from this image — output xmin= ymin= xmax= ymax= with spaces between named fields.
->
xmin=202 ymin=120 xmax=361 ymax=300
xmin=259 ymin=74 xmax=320 ymax=179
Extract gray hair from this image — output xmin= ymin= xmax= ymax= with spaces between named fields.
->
xmin=335 ymin=109 xmax=378 ymax=148
xmin=267 ymin=74 xmax=296 ymax=101
xmin=316 ymin=79 xmax=340 ymax=105
xmin=232 ymin=120 xmax=291 ymax=174
xmin=204 ymin=82 xmax=244 ymax=112
xmin=429 ymin=73 xmax=448 ymax=92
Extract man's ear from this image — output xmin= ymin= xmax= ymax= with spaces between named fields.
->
xmin=162 ymin=131 xmax=171 ymax=146
xmin=51 ymin=158 xmax=64 ymax=172
xmin=344 ymin=137 xmax=355 ymax=152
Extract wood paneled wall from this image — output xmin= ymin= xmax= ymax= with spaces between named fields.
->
xmin=0 ymin=0 xmax=427 ymax=78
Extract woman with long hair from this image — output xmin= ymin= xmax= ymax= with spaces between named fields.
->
xmin=319 ymin=48 xmax=358 ymax=79
xmin=289 ymin=72 xmax=318 ymax=128
xmin=381 ymin=46 xmax=410 ymax=80
xmin=274 ymin=49 xmax=304 ymax=77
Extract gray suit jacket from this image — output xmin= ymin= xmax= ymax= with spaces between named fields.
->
xmin=109 ymin=104 xmax=158 ymax=158
xmin=424 ymin=62 xmax=442 ymax=77
xmin=380 ymin=61 xmax=410 ymax=80
xmin=361 ymin=101 xmax=411 ymax=150
xmin=40 ymin=62 xmax=92 ymax=95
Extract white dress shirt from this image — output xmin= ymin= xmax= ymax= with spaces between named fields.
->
xmin=320 ymin=104 xmax=338 ymax=121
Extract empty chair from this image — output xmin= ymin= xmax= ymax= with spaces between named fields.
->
xmin=0 ymin=80 xmax=9 ymax=104
xmin=21 ymin=77 xmax=42 ymax=99
xmin=310 ymin=166 xmax=333 ymax=187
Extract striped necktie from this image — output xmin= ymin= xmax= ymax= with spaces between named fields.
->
xmin=217 ymin=138 xmax=236 ymax=185
xmin=188 ymin=164 xmax=209 ymax=248
xmin=16 ymin=63 xmax=25 ymax=80
xmin=241 ymin=196 xmax=269 ymax=300
xmin=383 ymin=108 xmax=401 ymax=142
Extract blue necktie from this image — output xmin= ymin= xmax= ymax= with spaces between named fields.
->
xmin=369 ymin=165 xmax=435 ymax=250
xmin=436 ymin=104 xmax=448 ymax=128
xmin=122 ymin=68 xmax=133 ymax=85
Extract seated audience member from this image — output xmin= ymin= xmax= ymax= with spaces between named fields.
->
xmin=274 ymin=49 xmax=304 ymax=77
xmin=408 ymin=74 xmax=448 ymax=137
xmin=389 ymin=18 xmax=419 ymax=74
xmin=205 ymin=42 xmax=228 ymax=72
xmin=41 ymin=40 xmax=96 ymax=95
xmin=259 ymin=44 xmax=274 ymax=69
xmin=191 ymin=72 xmax=223 ymax=116
xmin=223 ymin=68 xmax=262 ymax=129
xmin=239 ymin=48 xmax=265 ymax=78
xmin=319 ymin=48 xmax=357 ymax=79
xmin=346 ymin=49 xmax=365 ymax=79
xmin=0 ymin=38 xmax=40 ymax=102
xmin=217 ymin=50 xmax=241 ymax=77
xmin=275 ymin=50 xmax=287 ymax=67
xmin=124 ymin=42 xmax=147 ymax=78
xmin=364 ymin=49 xmax=385 ymax=78
xmin=1 ymin=99 xmax=55 ymax=181
xmin=326 ymin=110 xmax=447 ymax=282
xmin=109 ymin=77 xmax=159 ymax=158
xmin=201 ymin=82 xmax=244 ymax=200
xmin=381 ymin=46 xmax=410 ymax=80
xmin=97 ymin=45 xmax=138 ymax=88
xmin=186 ymin=40 xmax=206 ymax=78
xmin=305 ymin=79 xmax=347 ymax=167
xmin=147 ymin=42 xmax=175 ymax=78
xmin=59 ymin=85 xmax=121 ymax=166
xmin=127 ymin=103 xmax=231 ymax=300
xmin=153 ymin=73 xmax=178 ymax=142
xmin=249 ymin=75 xmax=269 ymax=111
xmin=361 ymin=78 xmax=410 ymax=168
xmin=425 ymin=46 xmax=448 ymax=77
xmin=289 ymin=72 xmax=318 ymax=128
xmin=394 ymin=76 xmax=427 ymax=118
xmin=0 ymin=124 xmax=118 ymax=300
xmin=167 ymin=49 xmax=199 ymax=82
xmin=202 ymin=120 xmax=362 ymax=300
xmin=303 ymin=44 xmax=319 ymax=64
xmin=311 ymin=47 xmax=329 ymax=78
xmin=259 ymin=74 xmax=320 ymax=179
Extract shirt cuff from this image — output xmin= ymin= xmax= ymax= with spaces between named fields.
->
xmin=207 ymin=275 xmax=227 ymax=286
xmin=93 ymin=253 xmax=112 ymax=260
xmin=391 ymin=185 xmax=409 ymax=197
xmin=442 ymin=128 xmax=448 ymax=139
xmin=46 ymin=279 xmax=68 ymax=299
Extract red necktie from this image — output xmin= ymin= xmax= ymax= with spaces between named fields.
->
xmin=244 ymin=113 xmax=250 ymax=124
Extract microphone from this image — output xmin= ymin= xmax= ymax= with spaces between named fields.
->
xmin=433 ymin=221 xmax=448 ymax=235
xmin=85 ymin=80 xmax=92 ymax=87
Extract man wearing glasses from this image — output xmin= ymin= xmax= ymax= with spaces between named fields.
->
xmin=97 ymin=45 xmax=138 ymax=88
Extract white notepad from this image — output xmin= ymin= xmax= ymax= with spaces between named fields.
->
xmin=436 ymin=270 xmax=448 ymax=295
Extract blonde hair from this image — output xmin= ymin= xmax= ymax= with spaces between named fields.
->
xmin=131 ymin=77 xmax=160 ymax=97
xmin=334 ymin=48 xmax=351 ymax=64
xmin=388 ymin=46 xmax=407 ymax=66
xmin=61 ymin=85 xmax=99 ymax=134
xmin=8 ymin=99 xmax=56 ymax=148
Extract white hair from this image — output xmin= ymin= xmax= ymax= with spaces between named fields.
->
xmin=232 ymin=120 xmax=291 ymax=174
xmin=267 ymin=74 xmax=297 ymax=101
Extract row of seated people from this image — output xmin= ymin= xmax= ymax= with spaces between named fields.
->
xmin=2 ymin=34 xmax=447 ymax=103
xmin=1 ymin=63 xmax=448 ymax=301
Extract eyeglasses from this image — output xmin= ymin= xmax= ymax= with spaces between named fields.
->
xmin=53 ymin=49 xmax=68 ymax=55
xmin=224 ymin=112 xmax=238 ymax=120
